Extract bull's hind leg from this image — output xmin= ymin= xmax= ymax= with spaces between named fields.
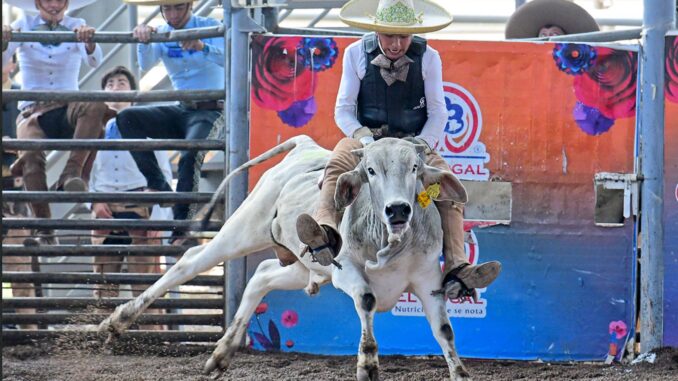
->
xmin=204 ymin=259 xmax=310 ymax=377
xmin=99 ymin=208 xmax=274 ymax=338
xmin=332 ymin=262 xmax=379 ymax=381
xmin=413 ymin=286 xmax=471 ymax=381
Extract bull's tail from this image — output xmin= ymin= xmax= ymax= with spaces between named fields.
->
xmin=197 ymin=136 xmax=309 ymax=231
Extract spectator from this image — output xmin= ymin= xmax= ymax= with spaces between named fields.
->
xmin=117 ymin=0 xmax=224 ymax=247
xmin=2 ymin=0 xmax=114 ymax=246
xmin=90 ymin=65 xmax=172 ymax=330
xmin=505 ymin=0 xmax=600 ymax=39
xmin=2 ymin=53 xmax=19 ymax=171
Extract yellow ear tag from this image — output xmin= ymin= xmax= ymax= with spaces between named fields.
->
xmin=417 ymin=190 xmax=431 ymax=208
xmin=426 ymin=183 xmax=441 ymax=199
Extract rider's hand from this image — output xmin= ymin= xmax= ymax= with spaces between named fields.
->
xmin=133 ymin=24 xmax=155 ymax=43
xmin=180 ymin=39 xmax=204 ymax=52
xmin=352 ymin=126 xmax=374 ymax=147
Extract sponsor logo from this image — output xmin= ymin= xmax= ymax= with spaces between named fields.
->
xmin=392 ymin=221 xmax=500 ymax=319
xmin=438 ymin=82 xmax=490 ymax=181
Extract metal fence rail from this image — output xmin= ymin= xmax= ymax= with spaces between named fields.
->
xmin=2 ymin=89 xmax=225 ymax=103
xmin=2 ymin=245 xmax=193 ymax=256
xmin=2 ymin=313 xmax=222 ymax=326
xmin=1 ymin=139 xmax=225 ymax=151
xmin=2 ymin=191 xmax=214 ymax=203
xmin=8 ymin=25 xmax=225 ymax=44
xmin=3 ymin=297 xmax=222 ymax=309
xmin=3 ymin=272 xmax=223 ymax=286
xmin=3 ymin=330 xmax=223 ymax=344
xmin=3 ymin=218 xmax=222 ymax=231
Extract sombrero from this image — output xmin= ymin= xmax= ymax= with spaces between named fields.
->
xmin=5 ymin=0 xmax=97 ymax=11
xmin=123 ymin=0 xmax=197 ymax=5
xmin=339 ymin=0 xmax=453 ymax=34
xmin=505 ymin=0 xmax=599 ymax=39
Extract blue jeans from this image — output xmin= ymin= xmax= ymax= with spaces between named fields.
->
xmin=116 ymin=104 xmax=220 ymax=222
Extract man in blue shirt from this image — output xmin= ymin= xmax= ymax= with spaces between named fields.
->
xmin=117 ymin=0 xmax=224 ymax=245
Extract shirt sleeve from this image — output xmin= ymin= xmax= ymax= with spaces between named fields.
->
xmin=334 ymin=42 xmax=364 ymax=138
xmin=137 ymin=42 xmax=162 ymax=71
xmin=2 ymin=19 xmax=22 ymax=66
xmin=417 ymin=48 xmax=447 ymax=149
xmin=84 ymin=43 xmax=103 ymax=68
xmin=202 ymin=19 xmax=225 ymax=67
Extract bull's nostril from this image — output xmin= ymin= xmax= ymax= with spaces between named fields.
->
xmin=403 ymin=204 xmax=411 ymax=217
xmin=385 ymin=206 xmax=395 ymax=219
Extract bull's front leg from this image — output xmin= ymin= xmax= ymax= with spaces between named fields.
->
xmin=333 ymin=260 xmax=379 ymax=381
xmin=412 ymin=281 xmax=471 ymax=381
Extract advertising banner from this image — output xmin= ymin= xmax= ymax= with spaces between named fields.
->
xmin=664 ymin=34 xmax=678 ymax=347
xmin=247 ymin=36 xmax=637 ymax=360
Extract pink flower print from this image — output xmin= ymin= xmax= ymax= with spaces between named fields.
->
xmin=608 ymin=320 xmax=628 ymax=340
xmin=255 ymin=302 xmax=268 ymax=315
xmin=285 ymin=339 xmax=294 ymax=348
xmin=281 ymin=310 xmax=299 ymax=328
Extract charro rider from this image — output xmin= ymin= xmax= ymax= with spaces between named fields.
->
xmin=296 ymin=0 xmax=501 ymax=300
xmin=504 ymin=0 xmax=600 ymax=39
xmin=2 ymin=0 xmax=113 ymax=246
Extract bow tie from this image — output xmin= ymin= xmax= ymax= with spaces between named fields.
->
xmin=370 ymin=54 xmax=414 ymax=86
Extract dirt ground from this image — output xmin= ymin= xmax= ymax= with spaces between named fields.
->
xmin=2 ymin=342 xmax=677 ymax=381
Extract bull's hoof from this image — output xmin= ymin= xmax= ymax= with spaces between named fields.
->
xmin=357 ymin=365 xmax=379 ymax=381
xmin=203 ymin=344 xmax=236 ymax=377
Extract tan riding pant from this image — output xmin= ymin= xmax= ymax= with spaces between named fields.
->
xmin=314 ymin=137 xmax=468 ymax=275
xmin=15 ymin=102 xmax=112 ymax=219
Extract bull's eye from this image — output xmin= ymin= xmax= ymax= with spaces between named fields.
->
xmin=367 ymin=167 xmax=376 ymax=176
xmin=412 ymin=164 xmax=418 ymax=173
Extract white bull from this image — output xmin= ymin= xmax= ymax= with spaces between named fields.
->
xmin=99 ymin=135 xmax=471 ymax=381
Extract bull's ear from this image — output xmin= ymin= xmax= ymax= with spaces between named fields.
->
xmin=335 ymin=168 xmax=365 ymax=208
xmin=421 ymin=165 xmax=468 ymax=204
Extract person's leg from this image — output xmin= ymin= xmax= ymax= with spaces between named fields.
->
xmin=2 ymin=228 xmax=38 ymax=329
xmin=425 ymin=150 xmax=501 ymax=298
xmin=172 ymin=109 xmax=220 ymax=222
xmin=58 ymin=102 xmax=113 ymax=191
xmin=16 ymin=108 xmax=62 ymax=245
xmin=296 ymin=137 xmax=362 ymax=266
xmin=116 ymin=105 xmax=183 ymax=192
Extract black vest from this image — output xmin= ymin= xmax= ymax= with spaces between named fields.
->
xmin=357 ymin=33 xmax=428 ymax=137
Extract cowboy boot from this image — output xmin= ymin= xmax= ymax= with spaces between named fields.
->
xmin=438 ymin=200 xmax=501 ymax=299
xmin=56 ymin=102 xmax=111 ymax=191
xmin=296 ymin=138 xmax=361 ymax=267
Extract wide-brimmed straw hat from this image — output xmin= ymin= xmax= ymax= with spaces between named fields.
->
xmin=505 ymin=0 xmax=599 ymax=39
xmin=339 ymin=0 xmax=453 ymax=34
xmin=123 ymin=0 xmax=197 ymax=5
xmin=5 ymin=0 xmax=97 ymax=12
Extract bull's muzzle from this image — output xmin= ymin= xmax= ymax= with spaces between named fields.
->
xmin=385 ymin=202 xmax=411 ymax=227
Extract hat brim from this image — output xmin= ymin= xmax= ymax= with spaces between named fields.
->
xmin=505 ymin=0 xmax=599 ymax=39
xmin=339 ymin=0 xmax=453 ymax=34
xmin=124 ymin=0 xmax=197 ymax=5
xmin=5 ymin=0 xmax=97 ymax=12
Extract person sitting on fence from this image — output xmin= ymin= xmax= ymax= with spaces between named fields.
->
xmin=504 ymin=0 xmax=600 ymax=39
xmin=116 ymin=0 xmax=224 ymax=247
xmin=2 ymin=0 xmax=115 ymax=246
xmin=2 ymin=55 xmax=38 ymax=330
xmin=296 ymin=0 xmax=501 ymax=301
xmin=90 ymin=65 xmax=172 ymax=330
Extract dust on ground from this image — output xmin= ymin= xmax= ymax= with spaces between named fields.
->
xmin=2 ymin=342 xmax=677 ymax=381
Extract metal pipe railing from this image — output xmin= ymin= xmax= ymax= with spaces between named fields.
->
xmin=2 ymin=191 xmax=214 ymax=203
xmin=8 ymin=25 xmax=225 ymax=44
xmin=3 ymin=272 xmax=223 ymax=286
xmin=2 ymin=330 xmax=223 ymax=344
xmin=1 ymin=138 xmax=225 ymax=150
xmin=2 ymin=218 xmax=222 ymax=231
xmin=2 ymin=297 xmax=222 ymax=309
xmin=2 ymin=89 xmax=224 ymax=103
xmin=2 ymin=313 xmax=222 ymax=326
xmin=525 ymin=27 xmax=643 ymax=43
xmin=1 ymin=245 xmax=189 ymax=257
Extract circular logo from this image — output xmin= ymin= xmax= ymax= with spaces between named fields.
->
xmin=442 ymin=82 xmax=482 ymax=154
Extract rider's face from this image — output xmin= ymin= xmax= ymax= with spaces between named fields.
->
xmin=377 ymin=33 xmax=413 ymax=61
xmin=161 ymin=3 xmax=192 ymax=29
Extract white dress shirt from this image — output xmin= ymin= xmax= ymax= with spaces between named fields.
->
xmin=89 ymin=120 xmax=174 ymax=193
xmin=334 ymin=38 xmax=447 ymax=149
xmin=2 ymin=14 xmax=103 ymax=110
